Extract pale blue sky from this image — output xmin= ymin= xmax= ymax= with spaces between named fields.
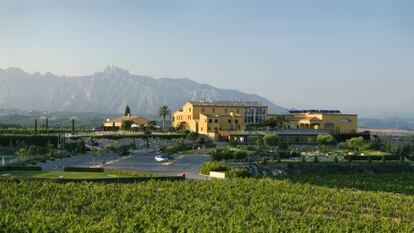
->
xmin=1 ymin=0 xmax=413 ymax=116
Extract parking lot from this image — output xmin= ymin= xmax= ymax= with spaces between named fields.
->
xmin=41 ymin=150 xmax=211 ymax=180
xmin=105 ymin=152 xmax=210 ymax=179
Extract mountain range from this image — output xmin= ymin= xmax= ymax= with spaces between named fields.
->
xmin=0 ymin=66 xmax=286 ymax=115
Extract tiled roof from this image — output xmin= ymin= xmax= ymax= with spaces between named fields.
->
xmin=189 ymin=100 xmax=267 ymax=108
xmin=106 ymin=115 xmax=149 ymax=123
xmin=287 ymin=116 xmax=322 ymax=122
xmin=200 ymin=113 xmax=242 ymax=118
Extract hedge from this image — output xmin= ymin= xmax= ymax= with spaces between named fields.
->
xmin=210 ymin=148 xmax=248 ymax=161
xmin=284 ymin=163 xmax=414 ymax=175
xmin=343 ymin=155 xmax=400 ymax=161
xmin=0 ymin=135 xmax=58 ymax=147
xmin=63 ymin=167 xmax=104 ymax=172
xmin=161 ymin=143 xmax=192 ymax=155
xmin=0 ymin=176 xmax=185 ymax=184
xmin=228 ymin=168 xmax=251 ymax=178
xmin=5 ymin=166 xmax=42 ymax=171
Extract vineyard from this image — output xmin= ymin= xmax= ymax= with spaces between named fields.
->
xmin=0 ymin=174 xmax=414 ymax=232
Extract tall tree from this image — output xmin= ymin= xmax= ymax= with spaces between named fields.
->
xmin=347 ymin=137 xmax=364 ymax=153
xmin=317 ymin=134 xmax=334 ymax=151
xmin=263 ymin=134 xmax=280 ymax=149
xmin=124 ymin=105 xmax=131 ymax=116
xmin=263 ymin=134 xmax=280 ymax=159
xmin=186 ymin=132 xmax=199 ymax=149
xmin=159 ymin=105 xmax=171 ymax=130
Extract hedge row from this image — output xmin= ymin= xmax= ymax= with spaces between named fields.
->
xmin=0 ymin=135 xmax=58 ymax=147
xmin=63 ymin=167 xmax=104 ymax=172
xmin=4 ymin=166 xmax=42 ymax=171
xmin=77 ymin=134 xmax=185 ymax=140
xmin=343 ymin=155 xmax=400 ymax=161
xmin=285 ymin=163 xmax=414 ymax=175
xmin=161 ymin=143 xmax=192 ymax=155
xmin=0 ymin=176 xmax=185 ymax=184
xmin=210 ymin=148 xmax=248 ymax=161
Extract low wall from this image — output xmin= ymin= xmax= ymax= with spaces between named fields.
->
xmin=209 ymin=171 xmax=227 ymax=179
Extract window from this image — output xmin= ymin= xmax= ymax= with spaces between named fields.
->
xmin=237 ymin=108 xmax=240 ymax=113
xmin=208 ymin=127 xmax=211 ymax=131
xmin=341 ymin=118 xmax=351 ymax=123
xmin=228 ymin=119 xmax=231 ymax=123
xmin=235 ymin=119 xmax=239 ymax=124
xmin=214 ymin=119 xmax=218 ymax=123
xmin=189 ymin=108 xmax=192 ymax=112
xmin=212 ymin=108 xmax=215 ymax=113
xmin=209 ymin=119 xmax=213 ymax=123
xmin=201 ymin=108 xmax=205 ymax=112
xmin=224 ymin=108 xmax=228 ymax=113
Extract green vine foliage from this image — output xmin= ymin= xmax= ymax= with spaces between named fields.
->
xmin=0 ymin=174 xmax=414 ymax=232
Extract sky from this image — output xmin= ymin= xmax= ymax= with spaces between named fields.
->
xmin=0 ymin=0 xmax=413 ymax=116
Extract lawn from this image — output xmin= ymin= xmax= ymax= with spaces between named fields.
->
xmin=0 ymin=170 xmax=134 ymax=179
xmin=362 ymin=150 xmax=393 ymax=156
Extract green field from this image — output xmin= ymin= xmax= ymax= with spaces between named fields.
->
xmin=0 ymin=170 xmax=134 ymax=179
xmin=0 ymin=173 xmax=414 ymax=232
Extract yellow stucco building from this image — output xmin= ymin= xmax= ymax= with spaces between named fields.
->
xmin=266 ymin=110 xmax=358 ymax=134
xmin=172 ymin=100 xmax=268 ymax=137
xmin=173 ymin=100 xmax=358 ymax=139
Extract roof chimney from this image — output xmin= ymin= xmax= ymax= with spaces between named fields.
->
xmin=200 ymin=98 xmax=205 ymax=103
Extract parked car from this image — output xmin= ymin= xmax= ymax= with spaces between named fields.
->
xmin=155 ymin=154 xmax=173 ymax=162
xmin=119 ymin=151 xmax=133 ymax=156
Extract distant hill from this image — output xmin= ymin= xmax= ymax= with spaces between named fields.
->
xmin=0 ymin=66 xmax=286 ymax=115
xmin=359 ymin=117 xmax=414 ymax=131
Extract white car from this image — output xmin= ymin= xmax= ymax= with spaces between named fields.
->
xmin=154 ymin=155 xmax=172 ymax=162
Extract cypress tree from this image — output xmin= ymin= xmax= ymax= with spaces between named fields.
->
xmin=34 ymin=120 xmax=38 ymax=135
xmin=71 ymin=118 xmax=75 ymax=134
xmin=124 ymin=105 xmax=131 ymax=116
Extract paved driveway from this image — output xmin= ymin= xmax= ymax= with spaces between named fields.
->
xmin=41 ymin=153 xmax=121 ymax=171
xmin=105 ymin=152 xmax=211 ymax=180
xmin=41 ymin=150 xmax=211 ymax=180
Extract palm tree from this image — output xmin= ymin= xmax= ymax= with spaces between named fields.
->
xmin=158 ymin=105 xmax=171 ymax=130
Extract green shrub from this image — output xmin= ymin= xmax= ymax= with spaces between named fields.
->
xmin=228 ymin=168 xmax=251 ymax=178
xmin=63 ymin=167 xmax=104 ymax=172
xmin=200 ymin=162 xmax=228 ymax=175
xmin=233 ymin=151 xmax=248 ymax=160
xmin=211 ymin=148 xmax=250 ymax=161
xmin=161 ymin=143 xmax=191 ymax=155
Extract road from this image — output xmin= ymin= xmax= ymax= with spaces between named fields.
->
xmin=41 ymin=150 xmax=211 ymax=180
